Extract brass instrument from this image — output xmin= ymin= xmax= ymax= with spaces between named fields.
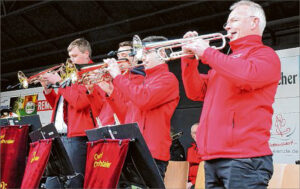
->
xmin=17 ymin=59 xmax=77 ymax=88
xmin=76 ymin=59 xmax=130 ymax=85
xmin=76 ymin=58 xmax=146 ymax=86
xmin=132 ymin=33 xmax=230 ymax=61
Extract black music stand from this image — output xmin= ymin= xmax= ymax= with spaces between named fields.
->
xmin=85 ymin=123 xmax=165 ymax=189
xmin=29 ymin=123 xmax=75 ymax=178
xmin=0 ymin=115 xmax=42 ymax=132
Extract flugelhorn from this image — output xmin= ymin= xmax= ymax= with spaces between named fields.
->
xmin=17 ymin=59 xmax=76 ymax=88
xmin=132 ymin=33 xmax=230 ymax=61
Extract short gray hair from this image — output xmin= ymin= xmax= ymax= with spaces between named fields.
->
xmin=230 ymin=0 xmax=266 ymax=35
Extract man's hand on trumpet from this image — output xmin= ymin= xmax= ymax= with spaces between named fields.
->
xmin=182 ymin=31 xmax=210 ymax=58
xmin=40 ymin=72 xmax=61 ymax=94
xmin=97 ymin=81 xmax=114 ymax=96
xmin=82 ymin=74 xmax=98 ymax=94
xmin=41 ymin=72 xmax=61 ymax=84
xmin=183 ymin=31 xmax=199 ymax=38
xmin=104 ymin=58 xmax=121 ymax=78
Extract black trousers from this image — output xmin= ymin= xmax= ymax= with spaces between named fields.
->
xmin=154 ymin=159 xmax=169 ymax=179
xmin=45 ymin=136 xmax=87 ymax=189
xmin=204 ymin=155 xmax=273 ymax=189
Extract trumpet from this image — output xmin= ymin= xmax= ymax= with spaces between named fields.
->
xmin=132 ymin=33 xmax=230 ymax=61
xmin=17 ymin=59 xmax=77 ymax=89
xmin=76 ymin=58 xmax=146 ymax=86
xmin=76 ymin=58 xmax=131 ymax=85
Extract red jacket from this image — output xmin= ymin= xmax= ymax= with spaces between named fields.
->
xmin=88 ymin=85 xmax=115 ymax=126
xmin=187 ymin=142 xmax=202 ymax=185
xmin=44 ymin=84 xmax=95 ymax=137
xmin=106 ymin=72 xmax=145 ymax=124
xmin=181 ymin=35 xmax=281 ymax=160
xmin=107 ymin=63 xmax=179 ymax=161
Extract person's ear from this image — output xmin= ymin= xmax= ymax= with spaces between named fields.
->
xmin=251 ymin=17 xmax=259 ymax=30
xmin=85 ymin=50 xmax=90 ymax=57
xmin=158 ymin=49 xmax=167 ymax=59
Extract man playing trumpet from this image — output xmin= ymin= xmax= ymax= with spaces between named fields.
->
xmin=100 ymin=36 xmax=180 ymax=179
xmin=97 ymin=41 xmax=146 ymax=123
xmin=181 ymin=0 xmax=281 ymax=188
xmin=40 ymin=38 xmax=113 ymax=188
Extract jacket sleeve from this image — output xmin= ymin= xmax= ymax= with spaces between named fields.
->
xmin=105 ymin=87 xmax=127 ymax=124
xmin=60 ymin=84 xmax=91 ymax=110
xmin=87 ymin=85 xmax=105 ymax=118
xmin=181 ymin=57 xmax=209 ymax=101
xmin=201 ymin=47 xmax=281 ymax=90
xmin=43 ymin=89 xmax=57 ymax=109
xmin=113 ymin=71 xmax=179 ymax=111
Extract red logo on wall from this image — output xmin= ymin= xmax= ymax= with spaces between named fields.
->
xmin=37 ymin=100 xmax=52 ymax=111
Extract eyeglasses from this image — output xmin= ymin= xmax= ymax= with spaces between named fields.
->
xmin=223 ymin=16 xmax=257 ymax=28
xmin=117 ymin=49 xmax=132 ymax=58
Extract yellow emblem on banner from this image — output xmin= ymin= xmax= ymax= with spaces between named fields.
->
xmin=0 ymin=181 xmax=8 ymax=189
xmin=0 ymin=135 xmax=15 ymax=144
xmin=30 ymin=151 xmax=40 ymax=163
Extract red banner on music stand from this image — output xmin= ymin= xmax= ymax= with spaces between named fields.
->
xmin=84 ymin=139 xmax=130 ymax=189
xmin=20 ymin=139 xmax=52 ymax=189
xmin=0 ymin=125 xmax=29 ymax=189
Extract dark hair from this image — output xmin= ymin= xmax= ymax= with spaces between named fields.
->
xmin=67 ymin=38 xmax=92 ymax=56
xmin=119 ymin=41 xmax=133 ymax=48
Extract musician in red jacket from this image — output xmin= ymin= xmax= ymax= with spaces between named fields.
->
xmin=102 ymin=36 xmax=180 ymax=179
xmin=187 ymin=123 xmax=201 ymax=189
xmin=86 ymin=84 xmax=115 ymax=126
xmin=40 ymin=38 xmax=98 ymax=188
xmin=97 ymin=41 xmax=145 ymax=124
xmin=181 ymin=1 xmax=281 ymax=188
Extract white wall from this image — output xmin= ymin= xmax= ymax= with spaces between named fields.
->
xmin=0 ymin=87 xmax=53 ymax=126
xmin=270 ymin=47 xmax=300 ymax=164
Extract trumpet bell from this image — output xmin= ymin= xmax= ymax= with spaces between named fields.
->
xmin=16 ymin=58 xmax=78 ymax=89
xmin=17 ymin=71 xmax=29 ymax=89
xmin=132 ymin=35 xmax=144 ymax=61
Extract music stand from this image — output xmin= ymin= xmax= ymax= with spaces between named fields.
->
xmin=85 ymin=123 xmax=165 ymax=188
xmin=0 ymin=115 xmax=42 ymax=132
xmin=29 ymin=123 xmax=75 ymax=177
